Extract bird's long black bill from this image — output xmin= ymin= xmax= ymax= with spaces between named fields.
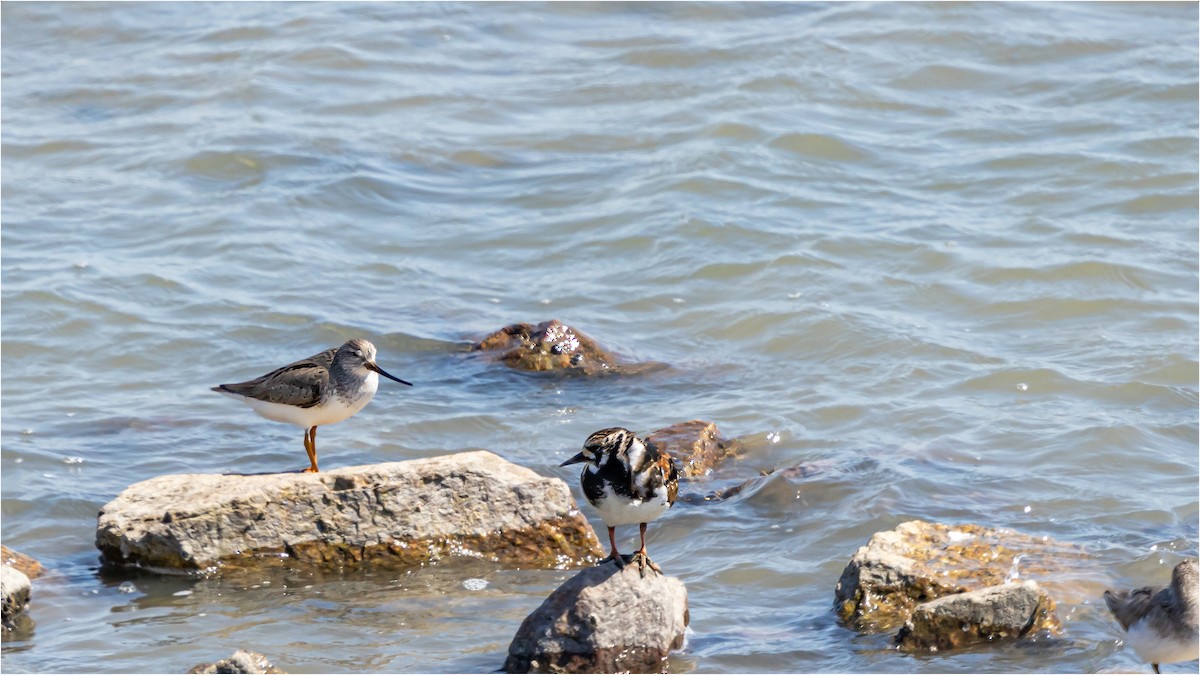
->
xmin=560 ymin=451 xmax=586 ymax=467
xmin=366 ymin=361 xmax=413 ymax=386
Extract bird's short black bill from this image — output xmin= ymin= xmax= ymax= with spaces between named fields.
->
xmin=366 ymin=361 xmax=413 ymax=386
xmin=560 ymin=451 xmax=586 ymax=467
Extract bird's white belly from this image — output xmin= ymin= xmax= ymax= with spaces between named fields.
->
xmin=227 ymin=375 xmax=378 ymax=428
xmin=590 ymin=483 xmax=671 ymax=527
xmin=1127 ymin=618 xmax=1200 ymax=665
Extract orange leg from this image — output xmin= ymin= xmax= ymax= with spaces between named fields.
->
xmin=632 ymin=522 xmax=662 ymax=577
xmin=302 ymin=426 xmax=319 ymax=473
xmin=599 ymin=526 xmax=626 ymax=569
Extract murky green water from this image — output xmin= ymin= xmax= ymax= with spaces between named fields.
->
xmin=2 ymin=2 xmax=1197 ymax=672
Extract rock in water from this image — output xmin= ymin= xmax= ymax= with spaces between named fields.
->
xmin=896 ymin=581 xmax=1062 ymax=651
xmin=187 ymin=649 xmax=285 ymax=674
xmin=473 ymin=320 xmax=665 ymax=376
xmin=696 ymin=462 xmax=826 ymax=503
xmin=1 ymin=565 xmax=32 ymax=629
xmin=97 ymin=451 xmax=603 ymax=574
xmin=834 ymin=519 xmax=1083 ymax=633
xmin=1 ymin=546 xmax=45 ymax=580
xmin=474 ymin=320 xmax=616 ymax=374
xmin=505 ymin=564 xmax=689 ymax=674
xmin=645 ymin=420 xmax=741 ymax=479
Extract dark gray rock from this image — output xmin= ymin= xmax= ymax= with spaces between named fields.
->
xmin=97 ymin=451 xmax=603 ymax=574
xmin=186 ymin=649 xmax=285 ymax=674
xmin=896 ymin=581 xmax=1062 ymax=651
xmin=505 ymin=563 xmax=689 ymax=673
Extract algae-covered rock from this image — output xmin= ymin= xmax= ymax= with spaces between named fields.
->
xmin=645 ymin=420 xmax=741 ymax=480
xmin=834 ymin=519 xmax=1083 ymax=633
xmin=187 ymin=649 xmax=285 ymax=674
xmin=505 ymin=563 xmax=688 ymax=673
xmin=896 ymin=581 xmax=1062 ymax=651
xmin=1 ymin=546 xmax=45 ymax=580
xmin=473 ymin=320 xmax=665 ymax=376
xmin=97 ymin=451 xmax=603 ymax=574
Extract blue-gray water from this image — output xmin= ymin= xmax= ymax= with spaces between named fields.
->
xmin=2 ymin=2 xmax=1197 ymax=673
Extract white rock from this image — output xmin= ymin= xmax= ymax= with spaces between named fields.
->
xmin=1 ymin=565 xmax=31 ymax=628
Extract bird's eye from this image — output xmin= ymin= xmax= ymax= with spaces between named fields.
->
xmin=354 ymin=350 xmax=363 ymax=358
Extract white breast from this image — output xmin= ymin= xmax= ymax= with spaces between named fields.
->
xmin=227 ymin=371 xmax=379 ymax=428
xmin=1127 ymin=617 xmax=1200 ymax=665
xmin=587 ymin=477 xmax=672 ymax=527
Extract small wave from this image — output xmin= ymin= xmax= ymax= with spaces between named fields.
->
xmin=768 ymin=133 xmax=870 ymax=162
xmin=700 ymin=122 xmax=766 ymax=142
xmin=971 ymin=260 xmax=1157 ymax=292
xmin=180 ymin=151 xmax=267 ymax=187
xmin=1111 ymin=191 xmax=1199 ymax=215
xmin=279 ymin=45 xmax=370 ymax=70
xmin=890 ymin=63 xmax=1012 ymax=92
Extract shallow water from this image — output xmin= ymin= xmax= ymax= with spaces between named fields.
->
xmin=1 ymin=2 xmax=1197 ymax=673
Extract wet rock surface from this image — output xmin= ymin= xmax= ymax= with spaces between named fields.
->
xmin=505 ymin=563 xmax=689 ymax=674
xmin=895 ymin=581 xmax=1062 ymax=651
xmin=97 ymin=451 xmax=603 ymax=574
xmin=692 ymin=461 xmax=826 ymax=503
xmin=1 ymin=545 xmax=46 ymax=580
xmin=645 ymin=420 xmax=741 ymax=480
xmin=473 ymin=320 xmax=665 ymax=376
xmin=187 ymin=649 xmax=286 ymax=674
xmin=1 ymin=565 xmax=32 ymax=630
xmin=835 ymin=519 xmax=1084 ymax=633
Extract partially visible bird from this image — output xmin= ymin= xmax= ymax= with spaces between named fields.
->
xmin=1104 ymin=557 xmax=1199 ymax=674
xmin=212 ymin=338 xmax=411 ymax=473
xmin=561 ymin=427 xmax=679 ymax=577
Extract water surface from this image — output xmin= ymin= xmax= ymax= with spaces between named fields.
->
xmin=2 ymin=2 xmax=1197 ymax=673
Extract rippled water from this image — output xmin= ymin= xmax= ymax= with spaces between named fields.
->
xmin=2 ymin=2 xmax=1197 ymax=673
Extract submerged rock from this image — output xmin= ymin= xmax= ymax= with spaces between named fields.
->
xmin=1 ymin=546 xmax=45 ymax=580
xmin=895 ymin=580 xmax=1062 ymax=651
xmin=505 ymin=563 xmax=689 ymax=674
xmin=834 ymin=519 xmax=1083 ymax=633
xmin=473 ymin=320 xmax=665 ymax=376
xmin=187 ymin=649 xmax=285 ymax=674
xmin=645 ymin=420 xmax=741 ymax=480
xmin=97 ymin=451 xmax=603 ymax=574
xmin=1 ymin=565 xmax=31 ymax=630
xmin=694 ymin=462 xmax=826 ymax=503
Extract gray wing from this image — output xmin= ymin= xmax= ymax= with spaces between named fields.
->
xmin=1104 ymin=586 xmax=1161 ymax=631
xmin=213 ymin=348 xmax=336 ymax=408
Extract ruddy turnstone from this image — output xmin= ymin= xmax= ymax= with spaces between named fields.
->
xmin=213 ymin=338 xmax=411 ymax=473
xmin=1104 ymin=557 xmax=1199 ymax=673
xmin=561 ymin=427 xmax=679 ymax=577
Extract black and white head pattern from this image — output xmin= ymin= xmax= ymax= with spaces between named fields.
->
xmin=578 ymin=427 xmax=679 ymax=506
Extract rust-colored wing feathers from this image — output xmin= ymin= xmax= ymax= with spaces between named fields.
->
xmin=644 ymin=439 xmax=679 ymax=505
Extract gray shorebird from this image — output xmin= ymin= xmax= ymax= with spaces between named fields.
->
xmin=1104 ymin=557 xmax=1199 ymax=673
xmin=561 ymin=427 xmax=679 ymax=577
xmin=212 ymin=338 xmax=411 ymax=473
